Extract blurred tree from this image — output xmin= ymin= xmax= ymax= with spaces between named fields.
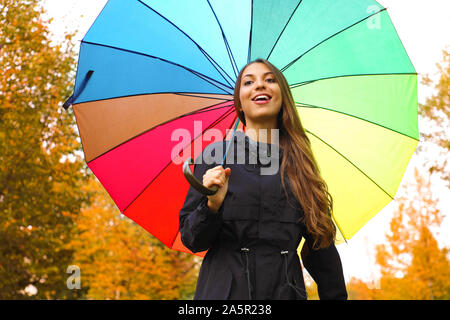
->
xmin=374 ymin=169 xmax=450 ymax=300
xmin=0 ymin=0 xmax=89 ymax=298
xmin=304 ymin=276 xmax=319 ymax=300
xmin=418 ymin=49 xmax=449 ymax=187
xmin=345 ymin=277 xmax=376 ymax=300
xmin=69 ymin=178 xmax=199 ymax=300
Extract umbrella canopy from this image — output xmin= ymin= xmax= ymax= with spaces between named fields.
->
xmin=66 ymin=0 xmax=418 ymax=254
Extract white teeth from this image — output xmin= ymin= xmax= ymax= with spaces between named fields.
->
xmin=254 ymin=95 xmax=269 ymax=101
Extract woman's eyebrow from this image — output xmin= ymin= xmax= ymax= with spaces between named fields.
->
xmin=242 ymin=72 xmax=274 ymax=79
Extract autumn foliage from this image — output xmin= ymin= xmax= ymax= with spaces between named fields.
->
xmin=0 ymin=0 xmax=87 ymax=298
xmin=372 ymin=169 xmax=450 ymax=300
xmin=418 ymin=49 xmax=449 ymax=185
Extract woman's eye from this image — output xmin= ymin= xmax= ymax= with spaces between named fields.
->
xmin=266 ymin=78 xmax=276 ymax=83
xmin=243 ymin=80 xmax=252 ymax=86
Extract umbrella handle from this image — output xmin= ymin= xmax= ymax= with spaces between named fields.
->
xmin=182 ymin=158 xmax=219 ymax=195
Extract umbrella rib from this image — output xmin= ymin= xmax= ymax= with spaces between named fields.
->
xmin=174 ymin=93 xmax=233 ymax=101
xmin=136 ymin=0 xmax=236 ymax=87
xmin=81 ymin=40 xmax=233 ymax=94
xmin=247 ymin=0 xmax=253 ymax=64
xmin=280 ymin=8 xmax=387 ymax=73
xmin=182 ymin=104 xmax=235 ymax=117
xmin=86 ymin=101 xmax=234 ymax=164
xmin=266 ymin=0 xmax=303 ymax=61
xmin=289 ymin=72 xmax=418 ymax=89
xmin=224 ymin=36 xmax=239 ymax=77
xmin=304 ymin=129 xmax=395 ymax=201
xmin=189 ymin=68 xmax=235 ymax=94
xmin=195 ymin=46 xmax=235 ymax=86
xmin=206 ymin=0 xmax=239 ymax=78
xmin=120 ymin=107 xmax=236 ymax=215
xmin=296 ymin=102 xmax=419 ymax=142
xmin=73 ymin=92 xmax=232 ymax=106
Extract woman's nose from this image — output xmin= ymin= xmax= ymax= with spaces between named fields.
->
xmin=255 ymin=79 xmax=266 ymax=89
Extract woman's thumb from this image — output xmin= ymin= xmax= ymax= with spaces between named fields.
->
xmin=224 ymin=167 xmax=231 ymax=178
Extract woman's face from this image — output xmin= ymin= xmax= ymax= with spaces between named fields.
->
xmin=238 ymin=62 xmax=282 ymax=127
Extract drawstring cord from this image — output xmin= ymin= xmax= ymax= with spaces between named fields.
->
xmin=240 ymin=247 xmax=253 ymax=300
xmin=281 ymin=250 xmax=307 ymax=298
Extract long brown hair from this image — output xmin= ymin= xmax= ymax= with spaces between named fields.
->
xmin=234 ymin=59 xmax=336 ymax=249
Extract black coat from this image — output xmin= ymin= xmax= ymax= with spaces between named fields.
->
xmin=179 ymin=131 xmax=347 ymax=300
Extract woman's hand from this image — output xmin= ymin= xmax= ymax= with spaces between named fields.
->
xmin=202 ymin=165 xmax=231 ymax=212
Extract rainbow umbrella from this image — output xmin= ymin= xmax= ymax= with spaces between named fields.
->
xmin=64 ymin=0 xmax=418 ymax=253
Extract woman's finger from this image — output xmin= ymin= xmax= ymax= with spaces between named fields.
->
xmin=205 ymin=169 xmax=225 ymax=180
xmin=204 ymin=178 xmax=223 ymax=188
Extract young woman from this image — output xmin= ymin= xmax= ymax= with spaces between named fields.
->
xmin=179 ymin=59 xmax=347 ymax=300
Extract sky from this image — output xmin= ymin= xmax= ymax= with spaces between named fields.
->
xmin=42 ymin=0 xmax=449 ymax=284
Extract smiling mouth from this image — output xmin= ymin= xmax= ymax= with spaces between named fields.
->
xmin=252 ymin=94 xmax=272 ymax=102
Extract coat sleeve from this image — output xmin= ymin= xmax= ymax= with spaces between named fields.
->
xmin=301 ymin=232 xmax=348 ymax=300
xmin=179 ymin=155 xmax=224 ymax=253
